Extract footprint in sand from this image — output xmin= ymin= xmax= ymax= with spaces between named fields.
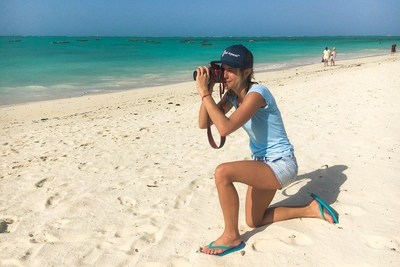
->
xmin=29 ymin=231 xmax=59 ymax=244
xmin=174 ymin=179 xmax=202 ymax=209
xmin=78 ymin=246 xmax=103 ymax=266
xmin=251 ymin=229 xmax=313 ymax=252
xmin=127 ymin=232 xmax=159 ymax=255
xmin=117 ymin=196 xmax=137 ymax=208
xmin=0 ymin=216 xmax=20 ymax=234
xmin=0 ymin=218 xmax=15 ymax=234
xmin=34 ymin=176 xmax=55 ymax=188
xmin=174 ymin=191 xmax=194 ymax=209
xmin=45 ymin=191 xmax=67 ymax=208
xmin=364 ymin=235 xmax=399 ymax=251
xmin=279 ymin=232 xmax=313 ymax=246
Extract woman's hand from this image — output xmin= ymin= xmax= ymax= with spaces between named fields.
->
xmin=195 ymin=66 xmax=212 ymax=99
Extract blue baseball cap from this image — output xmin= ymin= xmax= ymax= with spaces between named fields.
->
xmin=217 ymin=44 xmax=253 ymax=69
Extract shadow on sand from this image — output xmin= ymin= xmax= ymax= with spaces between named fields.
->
xmin=241 ymin=164 xmax=348 ymax=242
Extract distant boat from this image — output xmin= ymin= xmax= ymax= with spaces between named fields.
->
xmin=180 ymin=39 xmax=194 ymax=44
xmin=76 ymin=39 xmax=89 ymax=42
xmin=8 ymin=39 xmax=21 ymax=43
xmin=51 ymin=41 xmax=70 ymax=44
xmin=144 ymin=40 xmax=161 ymax=44
xmin=201 ymin=40 xmax=212 ymax=46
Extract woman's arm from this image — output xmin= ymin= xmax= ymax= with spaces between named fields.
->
xmin=195 ymin=66 xmax=265 ymax=136
xmin=198 ymin=93 xmax=232 ymax=129
xmin=202 ymin=92 xmax=265 ymax=136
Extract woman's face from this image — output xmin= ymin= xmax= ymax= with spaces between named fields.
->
xmin=222 ymin=64 xmax=252 ymax=91
xmin=222 ymin=64 xmax=240 ymax=89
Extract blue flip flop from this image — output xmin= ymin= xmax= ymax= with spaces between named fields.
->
xmin=311 ymin=193 xmax=339 ymax=224
xmin=207 ymin=241 xmax=246 ymax=257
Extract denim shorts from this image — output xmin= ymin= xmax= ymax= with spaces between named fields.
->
xmin=253 ymin=154 xmax=298 ymax=188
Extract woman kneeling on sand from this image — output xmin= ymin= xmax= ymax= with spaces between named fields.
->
xmin=195 ymin=44 xmax=339 ymax=257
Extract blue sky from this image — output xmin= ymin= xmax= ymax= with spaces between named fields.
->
xmin=1 ymin=0 xmax=399 ymax=36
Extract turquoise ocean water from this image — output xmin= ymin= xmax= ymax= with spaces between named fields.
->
xmin=0 ymin=36 xmax=398 ymax=105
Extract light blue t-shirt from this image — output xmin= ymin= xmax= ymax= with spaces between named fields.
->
xmin=227 ymin=84 xmax=294 ymax=158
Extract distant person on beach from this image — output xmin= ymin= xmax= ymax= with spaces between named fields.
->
xmin=322 ymin=47 xmax=331 ymax=67
xmin=195 ymin=44 xmax=339 ymax=257
xmin=330 ymin=47 xmax=337 ymax=66
xmin=391 ymin=44 xmax=397 ymax=55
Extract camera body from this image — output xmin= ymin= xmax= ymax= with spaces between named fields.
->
xmin=193 ymin=61 xmax=225 ymax=83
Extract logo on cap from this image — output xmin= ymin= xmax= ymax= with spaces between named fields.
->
xmin=222 ymin=50 xmax=240 ymax=58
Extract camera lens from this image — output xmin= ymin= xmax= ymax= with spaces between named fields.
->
xmin=193 ymin=71 xmax=197 ymax=81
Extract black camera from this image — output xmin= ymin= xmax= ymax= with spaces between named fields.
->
xmin=193 ymin=61 xmax=225 ymax=83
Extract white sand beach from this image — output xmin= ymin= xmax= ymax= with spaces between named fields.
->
xmin=1 ymin=54 xmax=399 ymax=266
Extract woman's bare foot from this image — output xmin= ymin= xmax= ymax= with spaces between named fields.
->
xmin=309 ymin=199 xmax=335 ymax=224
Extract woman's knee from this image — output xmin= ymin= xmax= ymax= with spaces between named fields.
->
xmin=245 ymin=215 xmax=260 ymax=228
xmin=214 ymin=163 xmax=233 ymax=185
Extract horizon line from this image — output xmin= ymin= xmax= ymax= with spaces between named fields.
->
xmin=2 ymin=35 xmax=400 ymax=38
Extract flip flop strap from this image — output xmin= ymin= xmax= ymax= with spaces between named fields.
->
xmin=208 ymin=242 xmax=231 ymax=250
xmin=319 ymin=205 xmax=326 ymax=220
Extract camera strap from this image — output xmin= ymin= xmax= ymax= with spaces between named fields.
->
xmin=206 ymin=83 xmax=226 ymax=149
xmin=207 ymin=114 xmax=226 ymax=149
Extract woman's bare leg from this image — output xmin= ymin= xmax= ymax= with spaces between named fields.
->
xmin=246 ymin=186 xmax=336 ymax=227
xmin=201 ymin=160 xmax=281 ymax=255
xmin=201 ymin=160 xmax=335 ymax=255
